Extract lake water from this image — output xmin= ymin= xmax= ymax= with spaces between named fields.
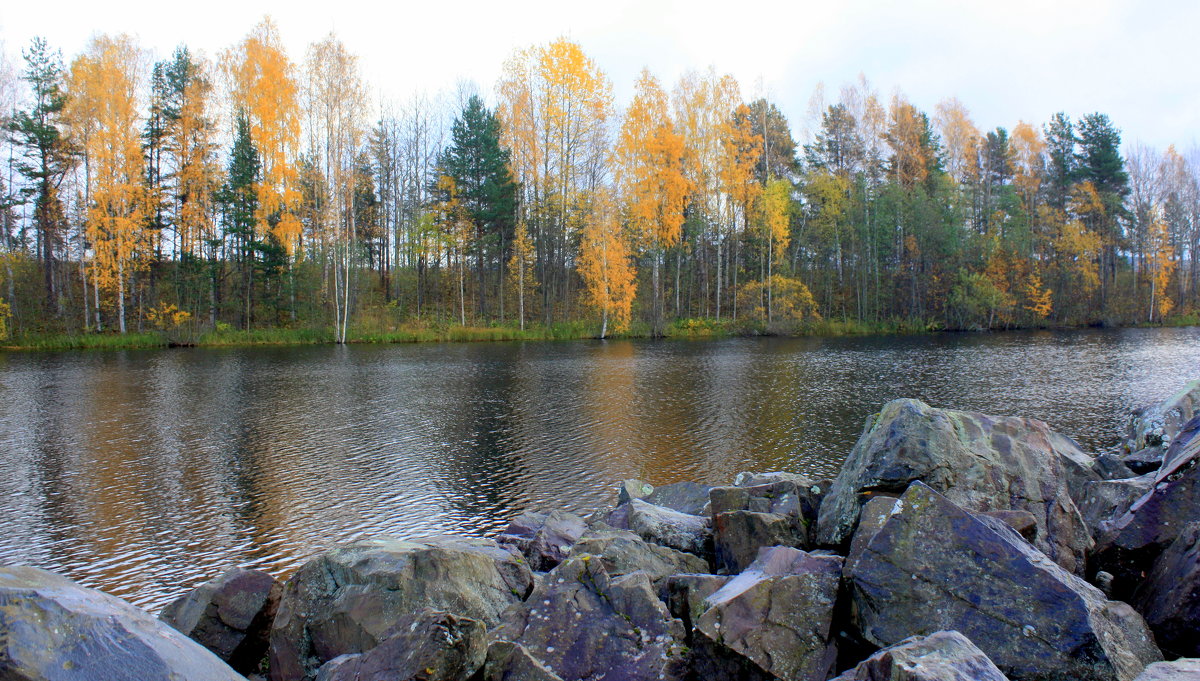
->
xmin=2 ymin=327 xmax=1199 ymax=611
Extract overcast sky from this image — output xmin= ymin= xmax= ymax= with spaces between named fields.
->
xmin=1 ymin=0 xmax=1195 ymax=152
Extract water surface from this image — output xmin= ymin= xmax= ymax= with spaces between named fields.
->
xmin=2 ymin=327 xmax=1198 ymax=610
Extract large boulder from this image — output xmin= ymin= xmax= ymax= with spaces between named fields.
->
xmin=848 ymin=482 xmax=1161 ymax=681
xmin=492 ymin=554 xmax=689 ymax=681
xmin=568 ymin=528 xmax=708 ymax=584
xmin=830 ymin=630 xmax=1010 ymax=681
xmin=495 ymin=510 xmax=587 ymax=571
xmin=1164 ymin=412 xmax=1200 ymax=469
xmin=1133 ymin=659 xmax=1200 ymax=680
xmin=1078 ymin=475 xmax=1156 ymax=539
xmin=1132 ymin=522 xmax=1200 ymax=658
xmin=0 ymin=566 xmax=245 ymax=681
xmin=476 ymin=641 xmax=565 ymax=681
xmin=625 ymin=498 xmax=711 ymax=556
xmin=160 ymin=567 xmax=280 ymax=675
xmin=268 ymin=536 xmax=533 ymax=681
xmin=1127 ymin=378 xmax=1200 ymax=451
xmin=712 ymin=510 xmax=806 ymax=574
xmin=817 ymin=398 xmax=1098 ymax=574
xmin=312 ymin=608 xmax=486 ymax=681
xmin=645 ymin=480 xmax=715 ymax=516
xmin=693 ymin=546 xmax=841 ymax=681
xmin=1091 ymin=441 xmax=1200 ymax=600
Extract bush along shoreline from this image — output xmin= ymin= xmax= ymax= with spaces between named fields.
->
xmin=4 ymin=380 xmax=1200 ymax=681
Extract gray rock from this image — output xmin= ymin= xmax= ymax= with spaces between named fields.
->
xmin=568 ymin=528 xmax=708 ymax=584
xmin=664 ymin=573 xmax=729 ymax=637
xmin=1091 ymin=441 xmax=1200 ymax=600
xmin=1093 ymin=451 xmax=1137 ymax=480
xmin=493 ymin=554 xmax=688 ymax=681
xmin=710 ymin=479 xmax=822 ymax=537
xmin=160 ymin=567 xmax=280 ymax=675
xmin=1078 ymin=475 xmax=1156 ymax=539
xmin=1133 ymin=659 xmax=1200 ymax=680
xmin=1128 ymin=378 xmax=1200 ymax=450
xmin=312 ymin=608 xmax=486 ymax=681
xmin=734 ymin=471 xmax=815 ymax=487
xmin=0 ymin=566 xmax=244 ymax=681
xmin=268 ymin=535 xmax=533 ymax=681
xmin=846 ymin=496 xmax=899 ymax=571
xmin=979 ymin=509 xmax=1039 ymax=540
xmin=617 ymin=478 xmax=655 ymax=505
xmin=848 ymin=482 xmax=1161 ymax=681
xmin=817 ymin=398 xmax=1098 ymax=574
xmin=1132 ymin=522 xmax=1200 ymax=658
xmin=644 ymin=481 xmax=714 ymax=516
xmin=712 ymin=510 xmax=806 ymax=574
xmin=1163 ymin=412 xmax=1200 ymax=469
xmin=695 ymin=546 xmax=841 ymax=681
xmin=626 ymin=498 xmax=711 ymax=556
xmin=1123 ymin=447 xmax=1165 ymax=475
xmin=476 ymin=641 xmax=565 ymax=681
xmin=830 ymin=630 xmax=1010 ymax=681
xmin=496 ymin=510 xmax=588 ymax=571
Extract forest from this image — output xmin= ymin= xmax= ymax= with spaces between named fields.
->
xmin=0 ymin=19 xmax=1196 ymax=345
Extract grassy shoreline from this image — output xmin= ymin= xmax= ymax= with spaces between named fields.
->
xmin=2 ymin=315 xmax=1196 ymax=352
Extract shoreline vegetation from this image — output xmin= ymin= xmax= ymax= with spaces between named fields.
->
xmin=2 ymin=313 xmax=1198 ymax=352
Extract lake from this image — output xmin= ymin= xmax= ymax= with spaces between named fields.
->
xmin=2 ymin=327 xmax=1199 ymax=611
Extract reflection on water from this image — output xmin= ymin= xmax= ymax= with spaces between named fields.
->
xmin=1 ymin=327 xmax=1199 ymax=611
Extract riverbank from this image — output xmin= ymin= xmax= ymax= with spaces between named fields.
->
xmin=3 ymin=382 xmax=1199 ymax=681
xmin=7 ymin=313 xmax=1197 ymax=352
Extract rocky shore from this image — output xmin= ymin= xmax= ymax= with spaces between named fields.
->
xmin=4 ymin=380 xmax=1200 ymax=681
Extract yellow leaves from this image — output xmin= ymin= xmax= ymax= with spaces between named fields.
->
xmin=223 ymin=17 xmax=301 ymax=254
xmin=934 ymin=97 xmax=980 ymax=185
xmin=1054 ymin=217 xmax=1101 ymax=294
xmin=673 ymin=68 xmax=741 ymax=213
xmin=887 ymin=95 xmax=928 ymax=188
xmin=736 ymin=275 xmax=820 ymax=324
xmin=578 ymin=191 xmax=636 ymax=335
xmin=760 ymin=178 xmax=792 ymax=258
xmin=146 ymin=302 xmax=192 ymax=329
xmin=1010 ymin=121 xmax=1044 ymax=208
xmin=1024 ymin=273 xmax=1053 ymax=320
xmin=615 ymin=69 xmax=691 ymax=254
xmin=173 ymin=55 xmax=220 ymax=256
xmin=1148 ymin=208 xmax=1176 ymax=321
xmin=65 ymin=34 xmax=150 ymax=292
xmin=719 ymin=103 xmax=763 ymax=213
xmin=0 ymin=298 xmax=10 ymax=341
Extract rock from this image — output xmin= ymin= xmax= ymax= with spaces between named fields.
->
xmin=830 ymin=630 xmax=1010 ymax=681
xmin=712 ymin=510 xmax=806 ymax=574
xmin=269 ymin=535 xmax=533 ymax=681
xmin=1123 ymin=447 xmax=1165 ymax=475
xmin=1078 ymin=475 xmax=1156 ymax=539
xmin=710 ymin=478 xmax=822 ymax=535
xmin=694 ymin=546 xmax=841 ymax=681
xmin=496 ymin=510 xmax=588 ymax=571
xmin=1132 ymin=522 xmax=1200 ymax=658
xmin=0 ymin=566 xmax=245 ymax=681
xmin=1128 ymin=378 xmax=1200 ymax=450
xmin=1091 ymin=442 xmax=1200 ymax=600
xmin=848 ymin=482 xmax=1161 ymax=681
xmin=664 ymin=573 xmax=729 ymax=637
xmin=644 ymin=480 xmax=714 ymax=516
xmin=1133 ymin=659 xmax=1200 ymax=680
xmin=846 ymin=496 xmax=899 ymax=570
xmin=626 ymin=498 xmax=711 ymax=556
xmin=569 ymin=528 xmax=708 ymax=584
xmin=1093 ymin=451 xmax=1137 ymax=480
xmin=1163 ymin=412 xmax=1200 ymax=469
xmin=618 ymin=478 xmax=655 ymax=505
xmin=734 ymin=471 xmax=815 ymax=487
xmin=475 ymin=641 xmax=565 ymax=681
xmin=312 ymin=608 xmax=486 ymax=681
xmin=980 ymin=509 xmax=1039 ymax=540
xmin=160 ymin=567 xmax=280 ymax=675
xmin=817 ymin=398 xmax=1098 ymax=574
xmin=493 ymin=554 xmax=688 ymax=681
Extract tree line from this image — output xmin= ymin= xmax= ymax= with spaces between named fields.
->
xmin=0 ymin=21 xmax=1196 ymax=341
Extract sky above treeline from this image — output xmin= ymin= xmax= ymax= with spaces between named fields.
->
xmin=1 ymin=0 xmax=1195 ymax=151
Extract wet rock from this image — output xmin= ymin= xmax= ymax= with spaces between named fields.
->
xmin=0 ymin=566 xmax=244 ymax=681
xmin=1132 ymin=522 xmax=1200 ymax=658
xmin=626 ymin=498 xmax=711 ymax=556
xmin=1078 ymin=475 xmax=1156 ymax=539
xmin=1091 ymin=441 xmax=1200 ymax=600
xmin=694 ymin=546 xmax=841 ymax=681
xmin=496 ymin=510 xmax=588 ymax=571
xmin=568 ymin=527 xmax=708 ymax=584
xmin=1127 ymin=378 xmax=1200 ymax=450
xmin=830 ymin=630 xmax=1010 ymax=681
xmin=160 ymin=567 xmax=280 ymax=675
xmin=269 ymin=535 xmax=533 ymax=681
xmin=1133 ymin=659 xmax=1200 ymax=680
xmin=313 ymin=608 xmax=486 ymax=681
xmin=848 ymin=482 xmax=1161 ymax=681
xmin=817 ymin=398 xmax=1098 ymax=574
xmin=493 ymin=554 xmax=688 ymax=681
xmin=712 ymin=509 xmax=806 ymax=574
xmin=475 ymin=641 xmax=565 ymax=681
xmin=1123 ymin=447 xmax=1165 ymax=475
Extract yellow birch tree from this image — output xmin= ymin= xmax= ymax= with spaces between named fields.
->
xmin=579 ymin=190 xmax=636 ymax=338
